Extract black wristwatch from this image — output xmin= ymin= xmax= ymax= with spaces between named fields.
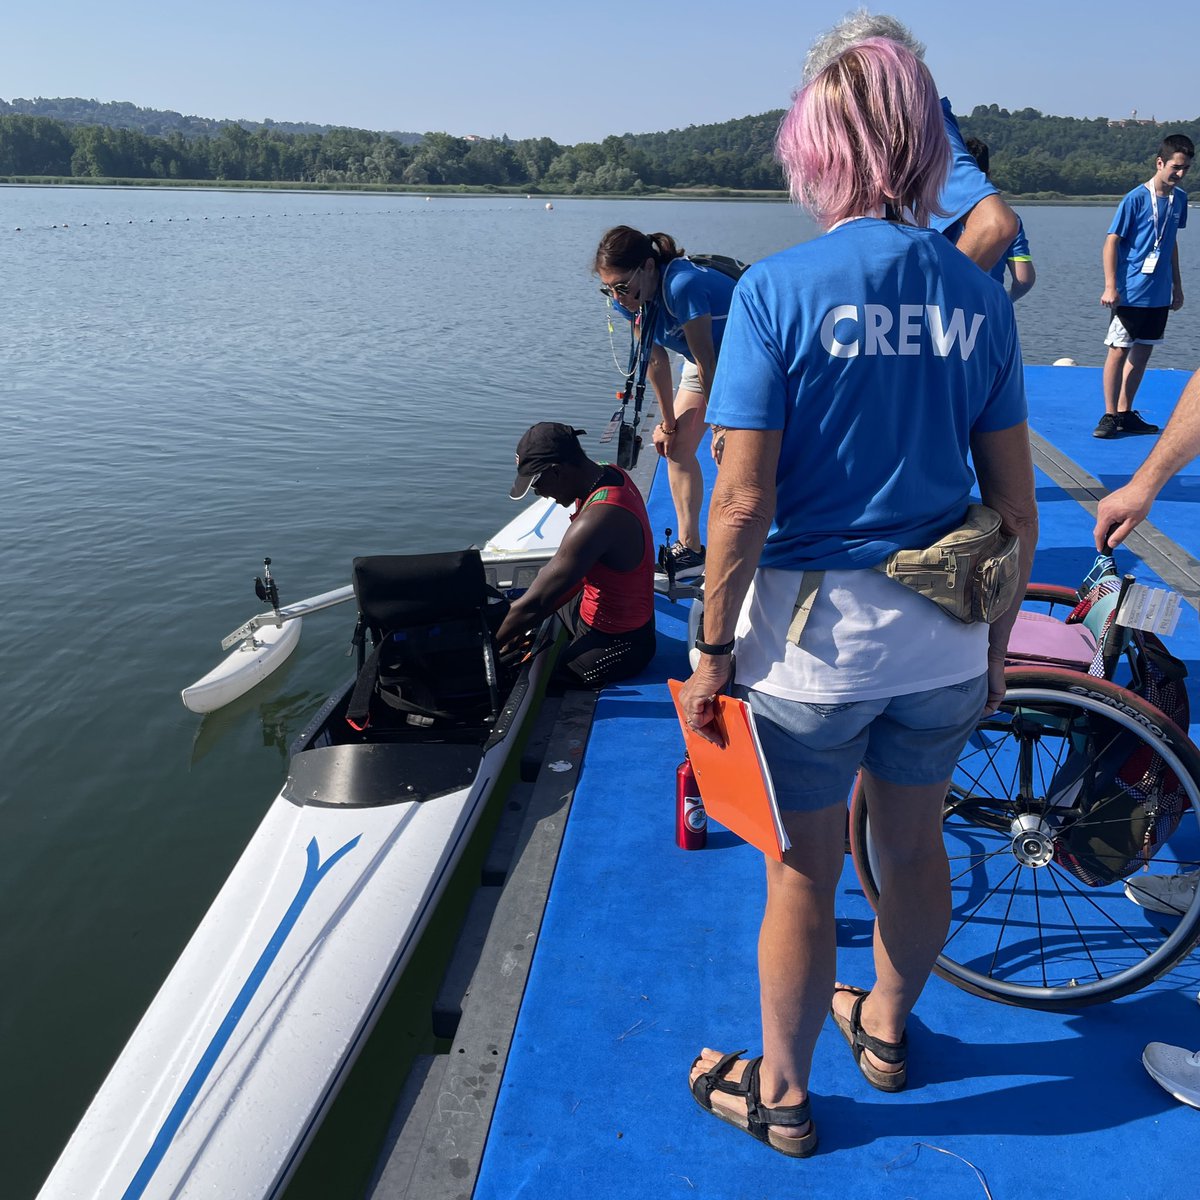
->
xmin=694 ymin=637 xmax=736 ymax=656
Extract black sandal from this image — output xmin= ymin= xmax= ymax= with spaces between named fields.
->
xmin=689 ymin=1049 xmax=818 ymax=1157
xmin=830 ymin=984 xmax=907 ymax=1092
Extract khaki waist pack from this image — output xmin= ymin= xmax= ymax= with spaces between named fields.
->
xmin=786 ymin=505 xmax=1020 ymax=647
xmin=875 ymin=504 xmax=1020 ymax=624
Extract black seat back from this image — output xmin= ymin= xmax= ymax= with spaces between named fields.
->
xmin=353 ymin=550 xmax=488 ymax=636
xmin=346 ymin=550 xmax=500 ymax=732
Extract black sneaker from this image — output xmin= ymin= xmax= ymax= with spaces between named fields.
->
xmin=656 ymin=540 xmax=706 ymax=580
xmin=1093 ymin=413 xmax=1119 ymax=438
xmin=1119 ymin=410 xmax=1160 ymax=436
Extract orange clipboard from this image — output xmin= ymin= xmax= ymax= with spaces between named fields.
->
xmin=668 ymin=680 xmax=791 ymax=860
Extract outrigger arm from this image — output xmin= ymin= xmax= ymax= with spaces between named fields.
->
xmin=220 ymin=583 xmax=355 ymax=651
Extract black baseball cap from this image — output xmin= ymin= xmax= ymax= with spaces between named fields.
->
xmin=509 ymin=423 xmax=587 ymax=499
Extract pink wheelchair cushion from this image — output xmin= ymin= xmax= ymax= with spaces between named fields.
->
xmin=1005 ymin=610 xmax=1098 ymax=668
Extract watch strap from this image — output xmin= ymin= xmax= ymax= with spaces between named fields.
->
xmin=694 ymin=637 xmax=735 ymax=656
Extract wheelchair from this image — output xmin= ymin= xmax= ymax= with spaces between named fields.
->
xmin=849 ymin=564 xmax=1200 ymax=1009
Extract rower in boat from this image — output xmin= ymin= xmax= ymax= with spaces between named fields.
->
xmin=499 ymin=422 xmax=656 ymax=688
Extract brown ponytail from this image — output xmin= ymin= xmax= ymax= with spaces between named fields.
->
xmin=593 ymin=225 xmax=686 ymax=272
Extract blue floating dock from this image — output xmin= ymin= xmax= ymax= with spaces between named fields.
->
xmin=376 ymin=365 xmax=1200 ymax=1200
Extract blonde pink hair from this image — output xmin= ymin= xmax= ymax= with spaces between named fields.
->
xmin=775 ymin=37 xmax=949 ymax=229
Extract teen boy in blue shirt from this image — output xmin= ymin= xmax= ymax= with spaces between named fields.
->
xmin=1096 ymin=134 xmax=1194 ymax=439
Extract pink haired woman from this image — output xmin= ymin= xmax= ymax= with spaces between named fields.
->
xmin=678 ymin=39 xmax=1037 ymax=1154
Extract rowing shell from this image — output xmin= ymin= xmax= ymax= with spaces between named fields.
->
xmin=39 ymin=533 xmax=564 ymax=1199
xmin=37 ymin=654 xmax=552 ymax=1199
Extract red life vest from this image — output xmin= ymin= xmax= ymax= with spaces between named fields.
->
xmin=571 ymin=466 xmax=654 ymax=633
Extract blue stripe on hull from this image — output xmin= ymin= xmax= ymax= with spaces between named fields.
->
xmin=122 ymin=834 xmax=360 ymax=1200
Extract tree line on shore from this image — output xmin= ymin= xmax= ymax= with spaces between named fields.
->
xmin=1 ymin=103 xmax=1197 ymax=196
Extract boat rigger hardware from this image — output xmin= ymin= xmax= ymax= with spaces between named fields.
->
xmin=654 ymin=527 xmax=704 ymax=604
xmin=220 ymin=583 xmax=355 ymax=651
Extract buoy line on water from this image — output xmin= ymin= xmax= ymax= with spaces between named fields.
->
xmin=9 ymin=195 xmax=565 ymax=233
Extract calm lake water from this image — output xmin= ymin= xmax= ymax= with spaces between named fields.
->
xmin=3 ymin=185 xmax=1200 ymax=1198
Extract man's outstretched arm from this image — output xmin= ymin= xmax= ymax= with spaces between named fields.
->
xmin=1095 ymin=367 xmax=1200 ymax=548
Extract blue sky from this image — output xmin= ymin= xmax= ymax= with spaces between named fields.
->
xmin=3 ymin=1 xmax=1197 ymax=144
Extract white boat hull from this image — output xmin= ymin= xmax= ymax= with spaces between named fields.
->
xmin=38 ymin=654 xmax=548 ymax=1199
xmin=484 ymin=494 xmax=571 ymax=560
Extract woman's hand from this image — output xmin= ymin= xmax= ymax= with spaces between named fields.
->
xmin=678 ymin=656 xmax=733 ymax=746
xmin=652 ymin=420 xmax=676 ymax=458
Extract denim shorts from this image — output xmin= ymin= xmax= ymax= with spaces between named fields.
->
xmin=732 ymin=675 xmax=989 ymax=812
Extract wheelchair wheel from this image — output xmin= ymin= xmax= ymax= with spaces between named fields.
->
xmin=849 ymin=667 xmax=1200 ymax=1009
xmin=1022 ymin=583 xmax=1081 ymax=616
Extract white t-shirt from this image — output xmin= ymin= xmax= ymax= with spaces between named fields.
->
xmin=733 ymin=566 xmax=988 ymax=703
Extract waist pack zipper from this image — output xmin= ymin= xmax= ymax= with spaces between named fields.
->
xmin=889 ymin=554 xmax=961 ymax=588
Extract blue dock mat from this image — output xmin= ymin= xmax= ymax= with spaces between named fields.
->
xmin=1026 ymin=363 xmax=1200 ymax=564
xmin=475 ymin=369 xmax=1199 ymax=1200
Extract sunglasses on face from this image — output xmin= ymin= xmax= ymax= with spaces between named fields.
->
xmin=599 ymin=266 xmax=641 ymax=299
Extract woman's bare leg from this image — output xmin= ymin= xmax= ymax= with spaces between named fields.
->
xmin=831 ymin=770 xmax=950 ymax=1072
xmin=691 ymin=801 xmax=846 ymax=1135
xmin=665 ymin=392 xmax=706 ymax=549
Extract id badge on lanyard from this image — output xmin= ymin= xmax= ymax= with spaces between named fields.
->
xmin=1142 ymin=185 xmax=1170 ymax=274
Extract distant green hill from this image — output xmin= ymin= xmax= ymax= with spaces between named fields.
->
xmin=959 ymin=105 xmax=1199 ymax=195
xmin=612 ymin=105 xmax=1200 ymax=195
xmin=0 ymin=96 xmax=421 ymax=145
xmin=0 ymin=96 xmax=1196 ymax=195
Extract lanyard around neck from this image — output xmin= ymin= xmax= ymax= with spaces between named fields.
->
xmin=1144 ymin=182 xmax=1173 ymax=251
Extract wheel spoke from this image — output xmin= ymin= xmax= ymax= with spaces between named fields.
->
xmin=947 ymin=841 xmax=1012 ymax=883
xmin=852 ymin=680 xmax=1200 ymax=1007
xmin=987 ymin=864 xmax=1025 ymax=978
xmin=1044 ymin=862 xmax=1108 ymax=983
xmin=943 ymin=860 xmax=1022 ymax=951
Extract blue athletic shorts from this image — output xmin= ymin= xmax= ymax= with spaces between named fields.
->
xmin=732 ymin=675 xmax=988 ymax=812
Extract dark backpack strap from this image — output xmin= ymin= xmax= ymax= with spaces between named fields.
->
xmin=376 ymin=677 xmax=454 ymax=723
xmin=345 ymin=638 xmax=385 ymax=731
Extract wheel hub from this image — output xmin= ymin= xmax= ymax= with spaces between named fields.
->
xmin=1009 ymin=812 xmax=1055 ymax=867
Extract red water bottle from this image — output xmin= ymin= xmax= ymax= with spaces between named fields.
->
xmin=676 ymin=756 xmax=707 ymax=849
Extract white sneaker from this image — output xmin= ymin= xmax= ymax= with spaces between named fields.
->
xmin=1124 ymin=870 xmax=1200 ymax=915
xmin=1143 ymin=1043 xmax=1200 ymax=1109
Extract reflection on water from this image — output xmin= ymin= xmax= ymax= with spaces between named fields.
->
xmin=188 ymin=676 xmax=336 ymax=768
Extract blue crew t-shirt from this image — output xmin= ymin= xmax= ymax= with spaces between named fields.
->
xmin=613 ymin=256 xmax=737 ymax=360
xmin=930 ymin=98 xmax=998 ymax=234
xmin=1108 ymin=184 xmax=1188 ymax=307
xmin=706 ymin=219 xmax=1026 ymax=571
